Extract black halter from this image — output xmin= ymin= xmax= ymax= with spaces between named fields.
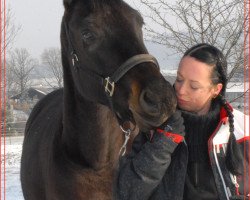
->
xmin=63 ymin=21 xmax=160 ymax=126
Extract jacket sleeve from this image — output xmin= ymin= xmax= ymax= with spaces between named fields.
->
xmin=114 ymin=132 xmax=179 ymax=200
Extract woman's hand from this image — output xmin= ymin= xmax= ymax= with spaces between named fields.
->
xmin=157 ymin=110 xmax=185 ymax=144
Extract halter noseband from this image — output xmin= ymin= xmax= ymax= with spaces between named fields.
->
xmin=103 ymin=54 xmax=159 ymax=97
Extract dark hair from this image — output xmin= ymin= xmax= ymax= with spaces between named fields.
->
xmin=183 ymin=43 xmax=242 ymax=175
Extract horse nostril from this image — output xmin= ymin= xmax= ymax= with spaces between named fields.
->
xmin=143 ymin=92 xmax=156 ymax=106
xmin=140 ymin=89 xmax=159 ymax=115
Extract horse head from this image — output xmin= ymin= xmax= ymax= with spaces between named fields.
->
xmin=61 ymin=0 xmax=177 ymax=132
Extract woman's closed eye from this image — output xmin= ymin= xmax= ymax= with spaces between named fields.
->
xmin=190 ymin=85 xmax=199 ymax=90
xmin=176 ymin=77 xmax=183 ymax=82
xmin=190 ymin=83 xmax=203 ymax=90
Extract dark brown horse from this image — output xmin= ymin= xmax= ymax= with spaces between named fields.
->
xmin=20 ymin=0 xmax=177 ymax=199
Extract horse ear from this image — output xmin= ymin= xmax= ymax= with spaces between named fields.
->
xmin=63 ymin=0 xmax=74 ymax=7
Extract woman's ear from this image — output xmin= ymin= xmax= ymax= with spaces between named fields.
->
xmin=213 ymin=83 xmax=223 ymax=97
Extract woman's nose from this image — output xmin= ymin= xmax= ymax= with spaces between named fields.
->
xmin=175 ymin=82 xmax=186 ymax=95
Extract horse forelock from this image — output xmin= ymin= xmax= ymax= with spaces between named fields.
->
xmin=92 ymin=0 xmax=122 ymax=6
xmin=64 ymin=0 xmax=122 ymax=10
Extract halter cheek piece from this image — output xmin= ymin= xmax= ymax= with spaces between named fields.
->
xmin=64 ymin=21 xmax=160 ymax=155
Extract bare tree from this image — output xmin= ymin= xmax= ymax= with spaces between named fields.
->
xmin=1 ymin=7 xmax=21 ymax=98
xmin=8 ymin=48 xmax=36 ymax=95
xmin=3 ymin=7 xmax=21 ymax=53
xmin=140 ymin=0 xmax=248 ymax=81
xmin=41 ymin=47 xmax=63 ymax=88
xmin=6 ymin=60 xmax=17 ymax=97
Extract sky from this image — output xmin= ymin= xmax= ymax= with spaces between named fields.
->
xmin=8 ymin=0 xmax=179 ymax=69
xmin=9 ymin=0 xmax=63 ymax=58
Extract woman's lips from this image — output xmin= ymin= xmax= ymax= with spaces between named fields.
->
xmin=177 ymin=98 xmax=188 ymax=105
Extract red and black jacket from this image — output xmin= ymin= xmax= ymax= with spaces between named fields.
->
xmin=115 ymin=107 xmax=249 ymax=200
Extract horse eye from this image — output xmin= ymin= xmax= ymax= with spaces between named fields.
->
xmin=82 ymin=31 xmax=95 ymax=43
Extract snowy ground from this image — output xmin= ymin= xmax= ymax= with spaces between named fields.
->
xmin=1 ymin=136 xmax=24 ymax=200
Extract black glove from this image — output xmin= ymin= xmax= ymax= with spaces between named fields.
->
xmin=156 ymin=110 xmax=185 ymax=143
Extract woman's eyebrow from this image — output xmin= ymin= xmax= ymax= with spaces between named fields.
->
xmin=177 ymin=72 xmax=201 ymax=83
xmin=177 ymin=71 xmax=183 ymax=77
xmin=177 ymin=71 xmax=203 ymax=84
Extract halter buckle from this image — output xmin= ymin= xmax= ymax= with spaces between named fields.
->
xmin=104 ymin=77 xmax=115 ymax=97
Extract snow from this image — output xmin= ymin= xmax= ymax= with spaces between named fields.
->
xmin=1 ymin=136 xmax=24 ymax=200
xmin=161 ymin=69 xmax=177 ymax=76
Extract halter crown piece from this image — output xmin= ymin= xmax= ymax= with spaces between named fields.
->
xmin=64 ymin=21 xmax=160 ymax=156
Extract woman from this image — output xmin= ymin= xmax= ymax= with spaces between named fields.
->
xmin=115 ymin=43 xmax=249 ymax=200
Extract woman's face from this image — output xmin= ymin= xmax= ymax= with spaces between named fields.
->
xmin=174 ymin=56 xmax=222 ymax=115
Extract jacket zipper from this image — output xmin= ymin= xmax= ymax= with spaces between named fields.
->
xmin=194 ymin=163 xmax=198 ymax=187
xmin=213 ymin=144 xmax=230 ymax=200
xmin=208 ymin=120 xmax=231 ymax=200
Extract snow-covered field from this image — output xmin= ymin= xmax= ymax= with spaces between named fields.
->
xmin=1 ymin=136 xmax=24 ymax=200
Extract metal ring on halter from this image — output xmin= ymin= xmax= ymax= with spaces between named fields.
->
xmin=119 ymin=125 xmax=131 ymax=134
xmin=120 ymin=120 xmax=136 ymax=132
xmin=71 ymin=52 xmax=79 ymax=67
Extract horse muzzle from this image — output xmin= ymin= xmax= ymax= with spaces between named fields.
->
xmin=129 ymin=78 xmax=177 ymax=132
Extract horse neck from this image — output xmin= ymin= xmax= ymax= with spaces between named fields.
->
xmin=62 ymin=75 xmax=123 ymax=170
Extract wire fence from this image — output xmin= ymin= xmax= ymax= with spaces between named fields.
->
xmin=1 ymin=121 xmax=27 ymax=137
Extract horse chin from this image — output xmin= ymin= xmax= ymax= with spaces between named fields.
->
xmin=131 ymin=110 xmax=168 ymax=132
